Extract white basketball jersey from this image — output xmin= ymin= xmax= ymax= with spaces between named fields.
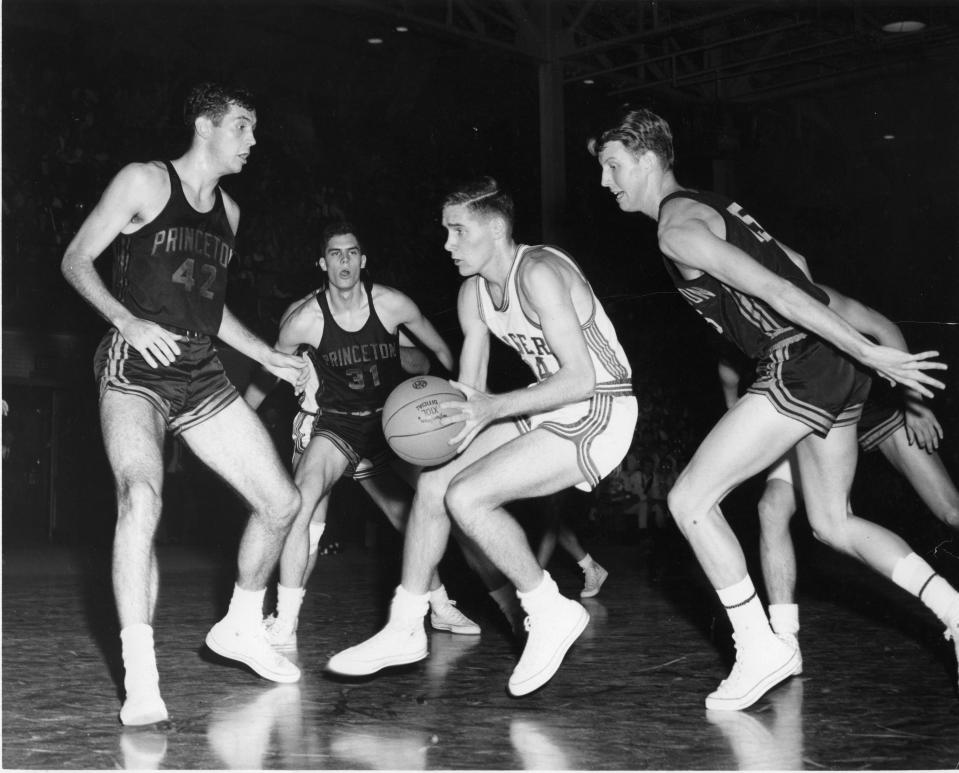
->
xmin=475 ymin=245 xmax=632 ymax=386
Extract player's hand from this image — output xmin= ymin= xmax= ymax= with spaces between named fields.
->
xmin=441 ymin=380 xmax=498 ymax=452
xmin=903 ymin=398 xmax=943 ymax=452
xmin=263 ymin=350 xmax=310 ymax=392
xmin=863 ymin=346 xmax=947 ymax=400
xmin=117 ymin=318 xmax=183 ymax=368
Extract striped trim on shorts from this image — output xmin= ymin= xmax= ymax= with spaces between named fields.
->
xmin=515 ymin=381 xmax=637 ymax=492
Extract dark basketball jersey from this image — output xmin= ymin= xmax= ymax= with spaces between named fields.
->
xmin=311 ymin=282 xmax=404 ymax=413
xmin=112 ymin=161 xmax=235 ymax=335
xmin=659 ymin=190 xmax=829 ymax=359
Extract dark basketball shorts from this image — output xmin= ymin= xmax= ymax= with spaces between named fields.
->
xmin=94 ymin=328 xmax=239 ymax=435
xmin=296 ymin=408 xmax=393 ymax=479
xmin=857 ymin=398 xmax=905 ymax=452
xmin=747 ymin=336 xmax=871 ymax=438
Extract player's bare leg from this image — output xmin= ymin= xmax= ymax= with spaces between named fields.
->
xmin=183 ymin=399 xmax=302 ymax=683
xmin=878 ymin=429 xmax=959 ymax=530
xmin=101 ymin=391 xmax=169 ymax=726
xmin=667 ymin=394 xmax=808 ymax=710
xmin=360 ymin=472 xmax=480 ymax=635
xmin=795 ymin=425 xmax=959 ymax=690
xmin=328 ymin=421 xmax=591 ymax=695
xmin=756 ymin=458 xmax=803 ymax=666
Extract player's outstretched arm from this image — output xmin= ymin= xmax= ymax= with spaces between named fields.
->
xmin=658 ymin=205 xmax=947 ymax=397
xmin=218 ymin=307 xmax=308 ymax=391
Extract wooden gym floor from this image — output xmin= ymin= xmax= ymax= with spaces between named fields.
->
xmin=3 ymin=526 xmax=959 ymax=770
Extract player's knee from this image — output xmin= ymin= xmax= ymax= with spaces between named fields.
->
xmin=258 ymin=486 xmax=301 ymax=531
xmin=809 ymin=515 xmax=850 ymax=551
xmin=757 ymin=493 xmax=791 ymax=531
xmin=415 ymin=468 xmax=450 ymax=510
xmin=116 ymin=478 xmax=162 ymax=519
xmin=665 ymin=482 xmax=698 ymax=531
xmin=443 ymin=475 xmax=482 ymax=528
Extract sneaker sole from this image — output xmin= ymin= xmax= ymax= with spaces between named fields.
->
xmin=326 ymin=645 xmax=428 ymax=677
xmin=430 ymin=620 xmax=481 ymax=635
xmin=508 ymin=605 xmax=589 ymax=697
xmin=205 ymin=630 xmax=301 ymax=683
xmin=704 ymin=649 xmax=800 ymax=711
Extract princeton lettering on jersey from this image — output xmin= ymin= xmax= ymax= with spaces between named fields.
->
xmin=151 ymin=227 xmax=235 ymax=267
xmin=323 ymin=342 xmax=398 ymax=368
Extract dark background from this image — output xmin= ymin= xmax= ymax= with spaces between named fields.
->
xmin=3 ymin=1 xmax=957 ymax=556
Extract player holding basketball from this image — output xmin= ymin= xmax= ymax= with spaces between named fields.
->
xmin=328 ymin=177 xmax=638 ymax=696
xmin=717 ymin=286 xmax=959 ymax=669
xmin=244 ymin=221 xmax=488 ymax=648
xmin=590 ymin=106 xmax=958 ymax=710
xmin=61 ymin=82 xmax=308 ymax=726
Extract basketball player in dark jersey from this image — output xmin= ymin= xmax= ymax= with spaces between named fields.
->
xmin=244 ymin=222 xmax=485 ymax=650
xmin=717 ymin=286 xmax=958 ymax=671
xmin=590 ymin=107 xmax=957 ymax=711
xmin=61 ymin=83 xmax=308 ymax=726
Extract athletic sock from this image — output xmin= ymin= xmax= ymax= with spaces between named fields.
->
xmin=226 ymin=584 xmax=266 ymax=628
xmin=429 ymin=584 xmax=450 ymax=610
xmin=892 ymin=552 xmax=959 ymax=625
xmin=577 ymin=554 xmax=595 ymax=571
xmin=276 ymin=584 xmax=305 ymax=624
xmin=716 ymin=576 xmax=772 ymax=644
xmin=121 ymin=623 xmax=159 ymax=688
xmin=768 ymin=604 xmax=800 ymax=636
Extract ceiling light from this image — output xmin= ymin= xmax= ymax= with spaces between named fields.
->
xmin=396 ymin=26 xmax=408 ymax=32
xmin=883 ymin=134 xmax=896 ymax=140
xmin=367 ymin=37 xmax=384 ymax=44
xmin=881 ymin=20 xmax=926 ymax=33
xmin=583 ymin=79 xmax=595 ymax=85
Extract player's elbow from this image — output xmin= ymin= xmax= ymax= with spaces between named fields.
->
xmin=566 ymin=365 xmax=596 ymax=402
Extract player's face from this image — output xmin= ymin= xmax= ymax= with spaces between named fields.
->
xmin=320 ymin=233 xmax=366 ymax=289
xmin=598 ymin=141 xmax=646 ymax=212
xmin=209 ymin=104 xmax=257 ymax=175
xmin=442 ymin=204 xmax=494 ymax=277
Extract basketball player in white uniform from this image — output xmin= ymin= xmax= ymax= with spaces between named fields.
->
xmin=328 ymin=177 xmax=638 ymax=697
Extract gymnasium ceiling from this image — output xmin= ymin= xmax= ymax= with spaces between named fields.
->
xmin=300 ymin=0 xmax=959 ymax=103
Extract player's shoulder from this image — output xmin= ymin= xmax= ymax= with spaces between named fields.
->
xmin=280 ymin=290 xmax=323 ymax=328
xmin=110 ymin=160 xmax=168 ymax=193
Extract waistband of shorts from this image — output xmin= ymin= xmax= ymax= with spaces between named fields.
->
xmin=324 ymin=407 xmax=383 ymax=417
xmin=765 ymin=331 xmax=808 ymax=354
xmin=158 ymin=323 xmax=208 ymax=340
xmin=594 ymin=379 xmax=633 ymax=397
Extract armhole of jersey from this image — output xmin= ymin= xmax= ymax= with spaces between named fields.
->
xmin=473 ymin=276 xmax=488 ymax=328
xmin=520 ymin=245 xmax=596 ymax=330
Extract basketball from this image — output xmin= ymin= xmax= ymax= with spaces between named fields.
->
xmin=382 ymin=376 xmax=466 ymax=466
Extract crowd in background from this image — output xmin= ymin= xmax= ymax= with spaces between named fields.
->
xmin=3 ymin=59 xmax=957 ymax=562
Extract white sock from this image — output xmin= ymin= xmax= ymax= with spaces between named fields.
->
xmin=577 ymin=554 xmax=595 ymax=571
xmin=516 ymin=571 xmax=559 ymax=612
xmin=892 ymin=552 xmax=959 ymax=625
xmin=429 ymin=584 xmax=450 ymax=610
xmin=716 ymin=575 xmax=771 ymax=643
xmin=121 ymin=623 xmax=159 ymax=689
xmin=276 ymin=584 xmax=305 ymax=623
xmin=392 ymin=585 xmax=430 ymax=623
xmin=768 ymin=603 xmax=800 ymax=636
xmin=226 ymin=584 xmax=266 ymax=628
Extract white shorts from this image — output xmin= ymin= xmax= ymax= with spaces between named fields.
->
xmin=515 ymin=384 xmax=637 ymax=492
